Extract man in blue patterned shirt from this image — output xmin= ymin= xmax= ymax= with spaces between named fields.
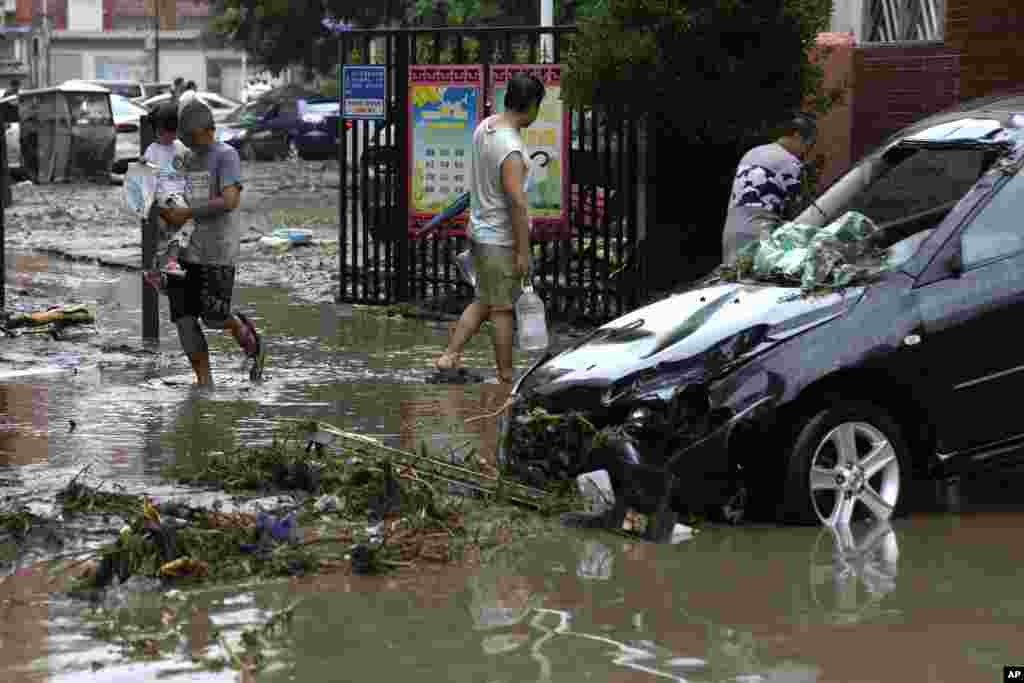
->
xmin=722 ymin=113 xmax=818 ymax=263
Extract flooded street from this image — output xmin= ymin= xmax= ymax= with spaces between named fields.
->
xmin=3 ymin=251 xmax=1024 ymax=682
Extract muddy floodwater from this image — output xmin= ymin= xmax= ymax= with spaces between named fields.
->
xmin=3 ymin=255 xmax=1024 ymax=682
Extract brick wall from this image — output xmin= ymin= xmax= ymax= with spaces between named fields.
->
xmin=850 ymin=44 xmax=960 ymax=162
xmin=945 ymin=0 xmax=1024 ymax=101
xmin=810 ymin=34 xmax=855 ymax=190
xmin=111 ymin=0 xmax=209 ymax=18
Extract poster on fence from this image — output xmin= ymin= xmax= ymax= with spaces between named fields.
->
xmin=408 ymin=65 xmax=483 ymax=234
xmin=491 ymin=65 xmax=569 ymax=234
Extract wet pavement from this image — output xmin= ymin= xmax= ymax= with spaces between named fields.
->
xmin=3 ymin=175 xmax=1024 ymax=682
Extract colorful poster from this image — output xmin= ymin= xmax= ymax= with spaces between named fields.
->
xmin=409 ymin=65 xmax=483 ymax=234
xmin=491 ymin=65 xmax=569 ymax=233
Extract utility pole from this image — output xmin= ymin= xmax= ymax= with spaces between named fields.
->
xmin=41 ymin=0 xmax=50 ymax=86
xmin=154 ymin=0 xmax=161 ymax=81
xmin=540 ymin=0 xmax=553 ymax=63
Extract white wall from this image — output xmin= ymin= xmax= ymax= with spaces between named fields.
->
xmin=160 ymin=51 xmax=206 ymax=87
xmin=67 ymin=0 xmax=103 ymax=32
xmin=829 ymin=0 xmax=864 ymax=42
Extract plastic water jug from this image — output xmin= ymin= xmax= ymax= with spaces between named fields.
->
xmin=516 ymin=284 xmax=549 ymax=351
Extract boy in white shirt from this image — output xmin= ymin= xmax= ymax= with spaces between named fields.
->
xmin=144 ymin=102 xmax=192 ymax=277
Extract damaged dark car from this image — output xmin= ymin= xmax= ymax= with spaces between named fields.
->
xmin=501 ymin=94 xmax=1024 ymax=530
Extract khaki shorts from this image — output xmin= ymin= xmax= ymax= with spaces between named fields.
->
xmin=472 ymin=241 xmax=521 ymax=311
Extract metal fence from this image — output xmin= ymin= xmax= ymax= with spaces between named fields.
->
xmin=336 ymin=25 xmax=643 ymax=322
xmin=1 ymin=106 xmax=6 ymax=313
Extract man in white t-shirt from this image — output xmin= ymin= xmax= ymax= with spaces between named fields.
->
xmin=722 ymin=113 xmax=818 ymax=263
xmin=434 ymin=73 xmax=546 ymax=384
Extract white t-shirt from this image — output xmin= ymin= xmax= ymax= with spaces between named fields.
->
xmin=468 ymin=116 xmax=529 ymax=247
xmin=143 ymin=140 xmax=189 ymax=197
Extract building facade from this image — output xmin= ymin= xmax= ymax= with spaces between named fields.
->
xmin=4 ymin=0 xmax=252 ymax=99
xmin=818 ymin=0 xmax=1022 ymax=186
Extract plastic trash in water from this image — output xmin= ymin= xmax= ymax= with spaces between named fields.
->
xmin=240 ymin=511 xmax=298 ymax=553
xmin=271 ymin=227 xmax=314 ymax=244
xmin=258 ymin=227 xmax=315 ymax=252
xmin=577 ymin=469 xmax=615 ymax=514
xmin=516 ymin=284 xmax=549 ymax=351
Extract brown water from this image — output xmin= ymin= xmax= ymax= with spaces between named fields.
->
xmin=2 ymin=256 xmax=1023 ymax=682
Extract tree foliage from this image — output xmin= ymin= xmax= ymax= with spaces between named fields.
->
xmin=210 ymin=0 xmax=608 ymax=74
xmin=561 ymin=0 xmax=841 ymax=287
xmin=563 ymin=0 xmax=837 ymax=137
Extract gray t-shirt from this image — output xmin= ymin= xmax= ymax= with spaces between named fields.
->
xmin=179 ymin=142 xmax=244 ymax=266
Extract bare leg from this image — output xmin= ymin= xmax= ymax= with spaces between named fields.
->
xmin=491 ymin=309 xmax=515 ymax=383
xmin=189 ymin=352 xmax=212 ymax=385
xmin=437 ymin=302 xmax=491 ymax=368
xmin=223 ymin=315 xmax=248 ymax=349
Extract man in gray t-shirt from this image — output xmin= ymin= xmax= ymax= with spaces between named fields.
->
xmin=157 ymin=98 xmax=266 ymax=385
xmin=722 ymin=113 xmax=818 ymax=263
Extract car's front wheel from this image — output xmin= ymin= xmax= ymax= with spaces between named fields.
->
xmin=783 ymin=401 xmax=909 ymax=527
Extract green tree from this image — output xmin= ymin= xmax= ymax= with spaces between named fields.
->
xmin=562 ymin=0 xmax=840 ymax=288
xmin=208 ymin=0 xmax=609 ymax=74
xmin=209 ymin=0 xmax=415 ymax=74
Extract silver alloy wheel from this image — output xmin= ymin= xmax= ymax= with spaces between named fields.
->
xmin=809 ymin=421 xmax=900 ymax=527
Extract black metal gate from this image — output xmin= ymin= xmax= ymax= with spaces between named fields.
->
xmin=337 ymin=26 xmax=643 ymax=323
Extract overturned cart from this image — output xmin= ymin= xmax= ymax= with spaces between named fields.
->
xmin=18 ymin=82 xmax=116 ymax=183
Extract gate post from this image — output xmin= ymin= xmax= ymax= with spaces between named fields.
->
xmin=140 ymin=113 xmax=159 ymax=343
xmin=394 ymin=31 xmax=411 ymax=302
xmin=0 ymin=105 xmax=6 ymax=313
xmin=337 ymin=35 xmax=347 ymax=303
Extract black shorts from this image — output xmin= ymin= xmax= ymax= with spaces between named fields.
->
xmin=166 ymin=261 xmax=236 ymax=326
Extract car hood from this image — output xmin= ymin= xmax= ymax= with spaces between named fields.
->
xmin=523 ymin=281 xmax=865 ymax=395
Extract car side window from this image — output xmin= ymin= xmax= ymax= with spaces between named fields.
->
xmin=961 ymin=172 xmax=1024 ymax=267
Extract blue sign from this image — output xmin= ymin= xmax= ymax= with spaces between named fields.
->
xmin=342 ymin=65 xmax=387 ymax=121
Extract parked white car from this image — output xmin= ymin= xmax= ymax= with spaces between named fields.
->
xmin=139 ymin=90 xmax=241 ymax=123
xmin=110 ymin=94 xmax=151 ymax=173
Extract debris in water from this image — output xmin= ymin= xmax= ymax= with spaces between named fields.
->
xmin=2 ymin=303 xmax=96 ymax=330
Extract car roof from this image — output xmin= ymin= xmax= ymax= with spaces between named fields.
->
xmin=884 ymin=92 xmax=1024 ymax=148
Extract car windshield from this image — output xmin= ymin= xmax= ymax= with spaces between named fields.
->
xmin=100 ymin=83 xmax=142 ymax=99
xmin=305 ymin=102 xmax=338 ymax=115
xmin=726 ymin=139 xmax=1012 ymax=289
xmin=223 ymin=101 xmax=270 ymax=124
xmin=111 ymin=95 xmax=146 ymax=119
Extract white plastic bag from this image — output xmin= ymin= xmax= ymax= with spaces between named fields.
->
xmin=124 ymin=162 xmax=157 ymax=218
xmin=516 ymin=283 xmax=549 ymax=351
xmin=455 ymin=249 xmax=476 ymax=286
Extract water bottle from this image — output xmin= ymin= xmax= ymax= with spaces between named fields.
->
xmin=516 ymin=283 xmax=549 ymax=351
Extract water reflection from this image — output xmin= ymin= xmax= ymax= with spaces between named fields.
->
xmin=808 ymin=520 xmax=899 ymax=622
xmin=399 ymin=383 xmax=511 ymax=463
xmin=0 ymin=383 xmax=49 ymax=466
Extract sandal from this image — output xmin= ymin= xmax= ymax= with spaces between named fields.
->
xmin=434 ymin=351 xmax=461 ymax=371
